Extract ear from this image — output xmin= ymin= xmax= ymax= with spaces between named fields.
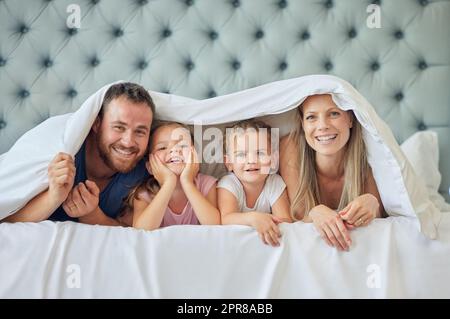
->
xmin=224 ymin=154 xmax=233 ymax=172
xmin=92 ymin=117 xmax=101 ymax=134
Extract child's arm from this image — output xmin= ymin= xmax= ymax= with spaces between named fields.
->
xmin=180 ymin=147 xmax=220 ymax=225
xmin=271 ymin=190 xmax=293 ymax=223
xmin=218 ymin=188 xmax=282 ymax=247
xmin=182 ymin=181 xmax=221 ymax=225
xmin=132 ymin=180 xmax=176 ymax=230
xmin=132 ymin=154 xmax=177 ymax=231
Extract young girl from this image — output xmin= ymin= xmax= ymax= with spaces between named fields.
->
xmin=122 ymin=121 xmax=221 ymax=230
xmin=218 ymin=120 xmax=292 ymax=247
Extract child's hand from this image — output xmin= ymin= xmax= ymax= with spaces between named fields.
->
xmin=180 ymin=146 xmax=199 ymax=186
xmin=249 ymin=212 xmax=282 ymax=247
xmin=339 ymin=193 xmax=379 ymax=228
xmin=149 ymin=154 xmax=176 ymax=187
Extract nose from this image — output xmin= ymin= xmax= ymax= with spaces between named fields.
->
xmin=317 ymin=115 xmax=330 ymax=131
xmin=170 ymin=145 xmax=182 ymax=154
xmin=121 ymin=130 xmax=136 ymax=147
xmin=247 ymin=152 xmax=257 ymax=164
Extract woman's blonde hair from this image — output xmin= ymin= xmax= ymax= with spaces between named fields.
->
xmin=289 ymin=97 xmax=369 ymax=220
xmin=122 ymin=121 xmax=193 ymax=214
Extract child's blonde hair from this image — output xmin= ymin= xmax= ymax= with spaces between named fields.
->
xmin=224 ymin=119 xmax=273 ymax=156
xmin=122 ymin=121 xmax=193 ymax=213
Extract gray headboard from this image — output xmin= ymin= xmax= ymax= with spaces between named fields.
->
xmin=1 ymin=0 xmax=449 ymax=199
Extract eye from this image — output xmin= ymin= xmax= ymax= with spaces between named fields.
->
xmin=156 ymin=146 xmax=166 ymax=151
xmin=113 ymin=125 xmax=125 ymax=132
xmin=257 ymin=150 xmax=267 ymax=157
xmin=235 ymin=151 xmax=245 ymax=158
xmin=180 ymin=143 xmax=189 ymax=148
xmin=305 ymin=115 xmax=315 ymax=121
xmin=136 ymin=130 xmax=147 ymax=137
xmin=330 ymin=111 xmax=341 ymax=117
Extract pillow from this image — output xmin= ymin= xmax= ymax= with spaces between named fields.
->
xmin=401 ymin=131 xmax=450 ymax=211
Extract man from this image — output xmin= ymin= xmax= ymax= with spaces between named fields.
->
xmin=4 ymin=82 xmax=154 ymax=226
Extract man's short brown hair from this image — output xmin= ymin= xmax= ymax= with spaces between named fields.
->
xmin=99 ymin=82 xmax=155 ymax=119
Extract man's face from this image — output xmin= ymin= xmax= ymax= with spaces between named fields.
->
xmin=94 ymin=96 xmax=153 ymax=173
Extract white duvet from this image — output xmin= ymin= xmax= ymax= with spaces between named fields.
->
xmin=1 ymin=216 xmax=449 ymax=298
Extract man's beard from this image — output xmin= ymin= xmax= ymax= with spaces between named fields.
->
xmin=96 ymin=131 xmax=143 ymax=174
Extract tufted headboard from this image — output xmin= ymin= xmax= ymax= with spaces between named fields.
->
xmin=0 ymin=0 xmax=449 ymax=199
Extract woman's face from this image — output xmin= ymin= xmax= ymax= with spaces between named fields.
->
xmin=301 ymin=94 xmax=353 ymax=157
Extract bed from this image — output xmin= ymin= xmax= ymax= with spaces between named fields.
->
xmin=0 ymin=0 xmax=449 ymax=298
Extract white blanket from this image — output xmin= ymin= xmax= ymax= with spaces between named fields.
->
xmin=1 ymin=216 xmax=450 ymax=298
xmin=0 ymin=75 xmax=441 ymax=238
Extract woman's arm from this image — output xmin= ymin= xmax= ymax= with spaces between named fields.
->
xmin=132 ymin=180 xmax=176 ymax=231
xmin=279 ymin=135 xmax=303 ymax=218
xmin=339 ymin=168 xmax=386 ymax=228
xmin=365 ymin=168 xmax=385 ymax=218
xmin=181 ymin=181 xmax=221 ymax=225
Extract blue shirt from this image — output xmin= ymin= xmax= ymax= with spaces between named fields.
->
xmin=49 ymin=142 xmax=148 ymax=222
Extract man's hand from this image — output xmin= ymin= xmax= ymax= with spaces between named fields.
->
xmin=63 ymin=180 xmax=100 ymax=218
xmin=47 ymin=152 xmax=76 ymax=208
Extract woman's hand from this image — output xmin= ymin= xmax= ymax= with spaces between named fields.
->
xmin=149 ymin=154 xmax=176 ymax=187
xmin=339 ymin=193 xmax=379 ymax=228
xmin=309 ymin=205 xmax=352 ymax=251
xmin=180 ymin=147 xmax=199 ymax=186
xmin=249 ymin=212 xmax=283 ymax=247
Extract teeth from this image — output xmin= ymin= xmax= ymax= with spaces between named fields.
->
xmin=114 ymin=148 xmax=134 ymax=155
xmin=316 ymin=135 xmax=336 ymax=141
xmin=168 ymin=157 xmax=183 ymax=163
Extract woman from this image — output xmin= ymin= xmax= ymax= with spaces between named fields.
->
xmin=280 ymin=94 xmax=385 ymax=251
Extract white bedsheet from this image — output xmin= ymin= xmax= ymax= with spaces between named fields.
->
xmin=1 ymin=215 xmax=449 ymax=298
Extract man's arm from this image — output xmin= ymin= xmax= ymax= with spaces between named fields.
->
xmin=78 ymin=206 xmax=124 ymax=226
xmin=1 ymin=152 xmax=76 ymax=223
xmin=3 ymin=189 xmax=58 ymax=223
